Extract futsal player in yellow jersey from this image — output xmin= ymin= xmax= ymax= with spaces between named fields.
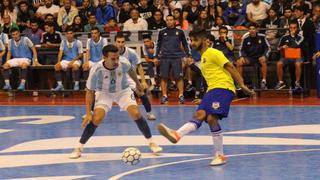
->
xmin=158 ymin=29 xmax=254 ymax=166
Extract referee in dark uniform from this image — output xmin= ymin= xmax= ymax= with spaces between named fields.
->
xmin=154 ymin=15 xmax=191 ymax=104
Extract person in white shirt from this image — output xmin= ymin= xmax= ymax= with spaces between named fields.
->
xmin=246 ymin=0 xmax=271 ymax=26
xmin=123 ymin=9 xmax=148 ymax=31
xmin=69 ymin=44 xmax=162 ymax=159
xmin=35 ymin=0 xmax=60 ymax=20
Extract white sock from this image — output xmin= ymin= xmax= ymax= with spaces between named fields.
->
xmin=57 ymin=81 xmax=63 ymax=86
xmin=75 ymin=81 xmax=79 ymax=86
xmin=188 ymin=80 xmax=192 ymax=85
xmin=21 ymin=79 xmax=26 ymax=84
xmin=146 ymin=137 xmax=153 ymax=144
xmin=77 ymin=143 xmax=84 ymax=150
xmin=150 ymin=78 xmax=156 ymax=85
xmin=262 ymin=79 xmax=266 ymax=83
xmin=279 ymin=81 xmax=284 ymax=83
xmin=177 ymin=122 xmax=198 ymax=137
xmin=5 ymin=80 xmax=10 ymax=85
xmin=212 ymin=132 xmax=223 ymax=156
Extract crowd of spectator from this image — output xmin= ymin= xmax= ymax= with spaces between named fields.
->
xmin=0 ymin=0 xmax=319 ymax=101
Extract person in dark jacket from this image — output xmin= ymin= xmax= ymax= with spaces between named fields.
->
xmin=154 ymin=15 xmax=191 ymax=104
xmin=236 ymin=23 xmax=271 ymax=89
xmin=275 ymin=21 xmax=304 ymax=90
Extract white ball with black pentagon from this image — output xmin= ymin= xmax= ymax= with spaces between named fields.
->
xmin=122 ymin=147 xmax=141 ymax=165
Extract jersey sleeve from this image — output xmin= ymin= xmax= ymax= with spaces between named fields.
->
xmin=59 ymin=41 xmax=64 ymax=51
xmin=86 ymin=66 xmax=98 ymax=90
xmin=25 ymin=37 xmax=34 ymax=48
xmin=77 ymin=40 xmax=83 ymax=54
xmin=120 ymin=57 xmax=132 ymax=73
xmin=86 ymin=39 xmax=91 ymax=50
xmin=128 ymin=48 xmax=141 ymax=66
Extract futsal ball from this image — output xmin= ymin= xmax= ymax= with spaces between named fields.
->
xmin=122 ymin=147 xmax=141 ymax=165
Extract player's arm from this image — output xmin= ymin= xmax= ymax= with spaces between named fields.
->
xmin=5 ymin=50 xmax=11 ymax=63
xmin=224 ymin=62 xmax=254 ymax=95
xmin=57 ymin=50 xmax=63 ymax=64
xmin=128 ymin=66 xmax=143 ymax=92
xmin=137 ymin=63 xmax=147 ymax=89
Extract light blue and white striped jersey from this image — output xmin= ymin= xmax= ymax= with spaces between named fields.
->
xmin=86 ymin=57 xmax=132 ymax=93
xmin=120 ymin=47 xmax=141 ymax=68
xmin=86 ymin=37 xmax=108 ymax=62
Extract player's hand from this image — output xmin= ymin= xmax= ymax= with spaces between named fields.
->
xmin=240 ymin=85 xmax=255 ymax=96
xmin=192 ymin=98 xmax=202 ymax=105
xmin=33 ymin=61 xmax=42 ymax=66
xmin=54 ymin=63 xmax=62 ymax=70
xmin=313 ymin=52 xmax=320 ymax=60
xmin=282 ymin=45 xmax=289 ymax=49
xmin=154 ymin=58 xmax=159 ymax=66
xmin=68 ymin=61 xmax=75 ymax=68
xmin=82 ymin=113 xmax=92 ymax=128
xmin=136 ymin=83 xmax=144 ymax=93
xmin=141 ymin=82 xmax=148 ymax=90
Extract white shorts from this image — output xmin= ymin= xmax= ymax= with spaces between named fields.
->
xmin=61 ymin=60 xmax=82 ymax=70
xmin=7 ymin=58 xmax=31 ymax=67
xmin=127 ymin=75 xmax=136 ymax=90
xmin=94 ymin=88 xmax=137 ymax=112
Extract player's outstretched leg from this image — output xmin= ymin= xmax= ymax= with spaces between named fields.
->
xmin=158 ymin=110 xmax=205 ymax=143
xmin=207 ymin=115 xmax=226 ymax=166
xmin=70 ymin=108 xmax=105 ymax=159
xmin=127 ymin=105 xmax=162 ymax=154
xmin=139 ymin=93 xmax=156 ymax=120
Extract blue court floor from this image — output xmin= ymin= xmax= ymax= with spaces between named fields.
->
xmin=0 ymin=105 xmax=319 ymax=180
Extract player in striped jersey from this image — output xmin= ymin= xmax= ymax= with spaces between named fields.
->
xmin=69 ymin=45 xmax=162 ymax=159
xmin=114 ymin=34 xmax=156 ymax=121
xmin=82 ymin=27 xmax=108 ymax=80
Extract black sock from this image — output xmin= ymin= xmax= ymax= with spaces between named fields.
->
xmin=55 ymin=71 xmax=62 ymax=81
xmin=2 ymin=69 xmax=10 ymax=79
xmin=83 ymin=71 xmax=89 ymax=80
xmin=20 ymin=68 xmax=27 ymax=80
xmin=140 ymin=94 xmax=151 ymax=113
xmin=72 ymin=69 xmax=80 ymax=81
xmin=134 ymin=116 xmax=152 ymax=139
xmin=79 ymin=122 xmax=98 ymax=144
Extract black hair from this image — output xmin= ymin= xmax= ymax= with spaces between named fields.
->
xmin=219 ymin=26 xmax=228 ymax=33
xmin=114 ymin=33 xmax=125 ymax=41
xmin=189 ymin=28 xmax=208 ymax=39
xmin=10 ymin=27 xmax=20 ymax=34
xmin=90 ymin=26 xmax=100 ymax=33
xmin=142 ymin=34 xmax=152 ymax=40
xmin=102 ymin=45 xmax=119 ymax=56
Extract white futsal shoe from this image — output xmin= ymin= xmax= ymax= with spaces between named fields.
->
xmin=210 ymin=154 xmax=227 ymax=166
xmin=69 ymin=148 xmax=82 ymax=159
xmin=146 ymin=112 xmax=156 ymax=121
xmin=149 ymin=142 xmax=162 ymax=155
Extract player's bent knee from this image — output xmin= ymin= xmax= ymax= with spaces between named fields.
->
xmin=127 ymin=105 xmax=141 ymax=120
xmin=92 ymin=108 xmax=106 ymax=125
xmin=194 ymin=110 xmax=206 ymax=121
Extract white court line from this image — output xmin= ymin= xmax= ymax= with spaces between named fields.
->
xmin=108 ymin=148 xmax=320 ymax=180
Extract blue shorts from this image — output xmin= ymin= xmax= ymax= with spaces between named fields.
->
xmin=280 ymin=58 xmax=303 ymax=65
xmin=197 ymin=88 xmax=235 ymax=119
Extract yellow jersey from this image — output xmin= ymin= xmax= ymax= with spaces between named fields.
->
xmin=200 ymin=48 xmax=236 ymax=93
